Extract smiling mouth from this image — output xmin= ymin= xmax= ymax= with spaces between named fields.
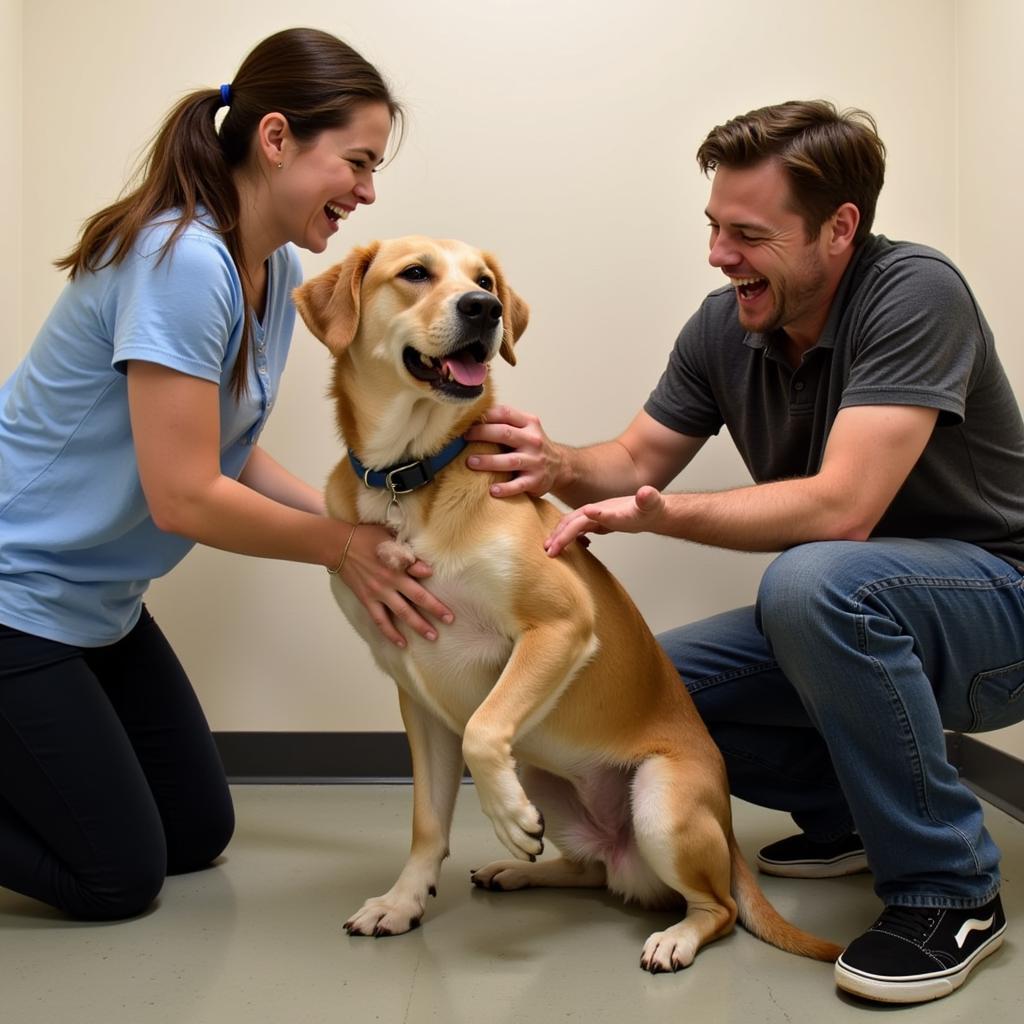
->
xmin=733 ymin=275 xmax=769 ymax=301
xmin=402 ymin=342 xmax=490 ymax=399
xmin=325 ymin=202 xmax=350 ymax=222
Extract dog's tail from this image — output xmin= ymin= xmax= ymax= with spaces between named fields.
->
xmin=730 ymin=837 xmax=844 ymax=962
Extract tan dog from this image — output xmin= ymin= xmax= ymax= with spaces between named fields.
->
xmin=293 ymin=236 xmax=842 ymax=973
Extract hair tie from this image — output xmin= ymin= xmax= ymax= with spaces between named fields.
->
xmin=219 ymin=83 xmax=232 ymax=108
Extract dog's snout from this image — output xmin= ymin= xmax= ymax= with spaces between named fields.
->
xmin=457 ymin=291 xmax=503 ymax=325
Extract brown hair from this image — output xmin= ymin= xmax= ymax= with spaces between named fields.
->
xmin=57 ymin=28 xmax=404 ymax=397
xmin=696 ymin=100 xmax=885 ymax=247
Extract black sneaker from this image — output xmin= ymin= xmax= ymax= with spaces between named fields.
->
xmin=756 ymin=832 xmax=869 ymax=878
xmin=835 ymin=896 xmax=1006 ymax=1003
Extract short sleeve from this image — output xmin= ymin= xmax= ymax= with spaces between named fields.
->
xmin=840 ymin=256 xmax=986 ymax=425
xmin=109 ymin=227 xmax=244 ymax=382
xmin=644 ymin=304 xmax=725 ymax=438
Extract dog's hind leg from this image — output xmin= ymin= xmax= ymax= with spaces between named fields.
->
xmin=630 ymin=755 xmax=738 ymax=973
xmin=345 ymin=690 xmax=463 ymax=937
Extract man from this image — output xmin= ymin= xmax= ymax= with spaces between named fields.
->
xmin=466 ymin=100 xmax=1024 ymax=1004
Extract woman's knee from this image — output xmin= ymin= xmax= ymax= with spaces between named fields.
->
xmin=165 ymin=790 xmax=235 ymax=875
xmin=61 ymin=845 xmax=167 ymax=921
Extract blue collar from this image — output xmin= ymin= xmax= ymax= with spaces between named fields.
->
xmin=348 ymin=437 xmax=468 ymax=494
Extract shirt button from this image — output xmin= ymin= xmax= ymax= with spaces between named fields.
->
xmin=793 ymin=381 xmax=806 ymax=392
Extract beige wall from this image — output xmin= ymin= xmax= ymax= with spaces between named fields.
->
xmin=956 ymin=0 xmax=1024 ymax=757
xmin=2 ymin=0 xmax=21 ymax=362
xmin=7 ymin=1 xmax=1020 ymax=746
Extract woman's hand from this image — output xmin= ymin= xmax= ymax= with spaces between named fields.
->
xmin=544 ymin=486 xmax=667 ymax=557
xmin=336 ymin=523 xmax=454 ymax=648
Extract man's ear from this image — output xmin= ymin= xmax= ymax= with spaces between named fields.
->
xmin=484 ymin=250 xmax=530 ymax=366
xmin=828 ymin=202 xmax=860 ymax=255
xmin=292 ymin=242 xmax=380 ymax=355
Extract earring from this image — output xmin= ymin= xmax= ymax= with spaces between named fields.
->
xmin=276 ymin=162 xmax=283 ymax=170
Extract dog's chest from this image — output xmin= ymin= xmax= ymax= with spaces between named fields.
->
xmin=335 ymin=530 xmax=521 ymax=733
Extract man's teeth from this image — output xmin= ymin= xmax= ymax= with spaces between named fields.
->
xmin=733 ymin=276 xmax=764 ymax=287
xmin=326 ymin=202 xmax=350 ymax=220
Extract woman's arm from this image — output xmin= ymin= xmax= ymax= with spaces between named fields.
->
xmin=127 ymin=360 xmax=452 ymax=646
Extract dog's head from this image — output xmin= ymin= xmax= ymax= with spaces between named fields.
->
xmin=293 ymin=236 xmax=529 ymax=406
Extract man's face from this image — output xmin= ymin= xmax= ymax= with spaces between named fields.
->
xmin=705 ymin=159 xmax=833 ymax=342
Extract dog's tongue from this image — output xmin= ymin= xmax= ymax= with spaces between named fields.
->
xmin=443 ymin=352 xmax=487 ymax=387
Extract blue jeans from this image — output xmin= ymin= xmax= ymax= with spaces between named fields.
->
xmin=658 ymin=538 xmax=1024 ymax=910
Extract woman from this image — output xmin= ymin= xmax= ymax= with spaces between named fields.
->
xmin=0 ymin=27 xmax=450 ymax=921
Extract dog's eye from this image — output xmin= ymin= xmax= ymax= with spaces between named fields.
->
xmin=398 ymin=265 xmax=430 ymax=282
xmin=477 ymin=275 xmax=494 ymax=291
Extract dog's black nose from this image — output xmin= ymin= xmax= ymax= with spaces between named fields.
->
xmin=456 ymin=291 xmax=503 ymax=325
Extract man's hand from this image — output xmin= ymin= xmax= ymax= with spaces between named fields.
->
xmin=544 ymin=486 xmax=667 ymax=557
xmin=465 ymin=405 xmax=564 ymax=498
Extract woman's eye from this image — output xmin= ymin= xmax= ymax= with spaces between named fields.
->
xmin=398 ymin=265 xmax=429 ymax=282
xmin=477 ymin=275 xmax=494 ymax=291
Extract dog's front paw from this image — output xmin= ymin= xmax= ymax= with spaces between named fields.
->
xmin=640 ymin=926 xmax=700 ymax=974
xmin=475 ymin=786 xmax=545 ymax=862
xmin=376 ymin=539 xmax=417 ymax=571
xmin=344 ymin=893 xmax=426 ymax=938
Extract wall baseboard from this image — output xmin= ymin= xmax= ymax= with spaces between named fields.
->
xmin=214 ymin=731 xmax=1024 ymax=823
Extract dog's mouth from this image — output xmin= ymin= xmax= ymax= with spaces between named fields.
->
xmin=402 ymin=342 xmax=490 ymax=398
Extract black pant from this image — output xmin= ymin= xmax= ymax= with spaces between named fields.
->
xmin=0 ymin=607 xmax=234 ymax=920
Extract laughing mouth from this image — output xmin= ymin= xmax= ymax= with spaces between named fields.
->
xmin=325 ymin=202 xmax=350 ymax=222
xmin=402 ymin=341 xmax=490 ymax=399
xmin=732 ymin=275 xmax=769 ymax=300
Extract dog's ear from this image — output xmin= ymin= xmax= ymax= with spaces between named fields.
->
xmin=292 ymin=242 xmax=380 ymax=356
xmin=484 ymin=250 xmax=530 ymax=366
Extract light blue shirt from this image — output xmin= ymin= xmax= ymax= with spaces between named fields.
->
xmin=0 ymin=217 xmax=303 ymax=646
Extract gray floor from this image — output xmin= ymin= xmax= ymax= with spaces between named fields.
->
xmin=2 ymin=785 xmax=1021 ymax=1024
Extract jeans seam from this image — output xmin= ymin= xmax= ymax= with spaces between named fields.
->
xmin=852 ymin=570 xmax=1020 ymax=603
xmin=853 ymin=602 xmax=985 ymax=878
xmin=685 ymin=660 xmax=779 ymax=695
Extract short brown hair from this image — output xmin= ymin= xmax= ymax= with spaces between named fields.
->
xmin=696 ymin=100 xmax=885 ymax=246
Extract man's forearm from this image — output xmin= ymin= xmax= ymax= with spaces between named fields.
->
xmin=551 ymin=439 xmax=645 ymax=507
xmin=656 ymin=476 xmax=866 ymax=552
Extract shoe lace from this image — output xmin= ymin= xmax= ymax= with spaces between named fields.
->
xmin=874 ymin=905 xmax=938 ymax=942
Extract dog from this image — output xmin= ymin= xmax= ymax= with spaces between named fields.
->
xmin=293 ymin=236 xmax=842 ymax=973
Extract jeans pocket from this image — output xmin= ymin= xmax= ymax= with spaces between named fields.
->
xmin=968 ymin=658 xmax=1024 ymax=732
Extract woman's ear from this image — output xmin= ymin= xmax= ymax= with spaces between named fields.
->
xmin=256 ymin=112 xmax=290 ymax=170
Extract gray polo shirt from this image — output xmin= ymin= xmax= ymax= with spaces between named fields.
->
xmin=644 ymin=234 xmax=1024 ymax=568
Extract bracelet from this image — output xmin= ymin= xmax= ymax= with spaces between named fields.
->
xmin=327 ymin=524 xmax=358 ymax=575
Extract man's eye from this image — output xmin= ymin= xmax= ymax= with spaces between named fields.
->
xmin=348 ymin=159 xmax=367 ymax=170
xmin=398 ymin=265 xmax=430 ymax=282
xmin=477 ymin=275 xmax=494 ymax=291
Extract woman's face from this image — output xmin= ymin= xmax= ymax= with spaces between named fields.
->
xmin=267 ymin=101 xmax=393 ymax=254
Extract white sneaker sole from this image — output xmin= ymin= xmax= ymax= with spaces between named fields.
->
xmin=757 ymin=850 xmax=869 ymax=879
xmin=834 ymin=927 xmax=1005 ymax=1003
